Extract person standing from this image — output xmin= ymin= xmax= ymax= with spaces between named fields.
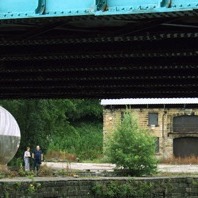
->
xmin=32 ymin=145 xmax=43 ymax=173
xmin=24 ymin=147 xmax=31 ymax=171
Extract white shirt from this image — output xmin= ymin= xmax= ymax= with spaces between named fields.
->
xmin=24 ymin=151 xmax=31 ymax=158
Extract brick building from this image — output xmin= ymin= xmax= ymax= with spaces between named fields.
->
xmin=101 ymin=98 xmax=198 ymax=160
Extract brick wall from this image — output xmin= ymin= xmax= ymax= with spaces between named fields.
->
xmin=103 ymin=107 xmax=198 ymax=159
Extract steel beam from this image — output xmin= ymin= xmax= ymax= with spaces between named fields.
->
xmin=0 ymin=0 xmax=198 ymax=20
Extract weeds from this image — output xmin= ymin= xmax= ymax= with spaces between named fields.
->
xmin=45 ymin=150 xmax=77 ymax=162
xmin=0 ymin=162 xmax=77 ymax=178
xmin=160 ymin=156 xmax=198 ymax=165
xmin=47 ymin=123 xmax=103 ymax=161
xmin=0 ymin=165 xmax=14 ymax=179
xmin=92 ymin=180 xmax=153 ymax=198
xmin=38 ymin=164 xmax=54 ymax=176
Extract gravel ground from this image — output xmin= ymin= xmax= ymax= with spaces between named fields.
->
xmin=43 ymin=162 xmax=198 ymax=173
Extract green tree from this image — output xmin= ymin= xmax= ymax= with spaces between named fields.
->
xmin=105 ymin=111 xmax=157 ymax=176
xmin=66 ymin=99 xmax=102 ymax=122
xmin=0 ymin=99 xmax=68 ymax=153
xmin=0 ymin=99 xmax=103 ymax=160
xmin=48 ymin=99 xmax=103 ymax=160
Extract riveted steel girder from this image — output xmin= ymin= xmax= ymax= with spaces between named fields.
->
xmin=0 ymin=0 xmax=198 ymax=20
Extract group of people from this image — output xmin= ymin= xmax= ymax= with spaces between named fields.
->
xmin=23 ymin=145 xmax=43 ymax=172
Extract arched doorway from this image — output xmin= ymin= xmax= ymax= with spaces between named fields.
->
xmin=173 ymin=137 xmax=198 ymax=157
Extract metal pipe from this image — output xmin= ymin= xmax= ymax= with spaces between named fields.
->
xmin=162 ymin=110 xmax=167 ymax=158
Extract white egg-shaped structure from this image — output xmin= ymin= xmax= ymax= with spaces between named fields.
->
xmin=0 ymin=106 xmax=20 ymax=165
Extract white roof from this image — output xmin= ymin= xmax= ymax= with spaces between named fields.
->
xmin=101 ymin=98 xmax=198 ymax=106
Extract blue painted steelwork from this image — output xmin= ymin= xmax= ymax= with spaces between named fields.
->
xmin=0 ymin=0 xmax=198 ymax=20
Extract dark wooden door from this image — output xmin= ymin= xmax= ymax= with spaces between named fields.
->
xmin=173 ymin=137 xmax=198 ymax=157
xmin=173 ymin=115 xmax=198 ymax=133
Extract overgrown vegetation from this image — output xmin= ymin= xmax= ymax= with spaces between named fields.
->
xmin=0 ymin=176 xmax=42 ymax=197
xmin=47 ymin=122 xmax=103 ymax=160
xmin=0 ymin=163 xmax=77 ymax=179
xmin=91 ymin=178 xmax=177 ymax=198
xmin=92 ymin=180 xmax=153 ymax=198
xmin=0 ymin=99 xmax=103 ymax=163
xmin=104 ymin=111 xmax=158 ymax=176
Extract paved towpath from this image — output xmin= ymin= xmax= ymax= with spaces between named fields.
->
xmin=43 ymin=162 xmax=198 ymax=173
xmin=158 ymin=164 xmax=198 ymax=173
xmin=1 ymin=163 xmax=198 ymax=182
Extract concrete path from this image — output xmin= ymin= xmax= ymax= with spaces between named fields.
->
xmin=43 ymin=162 xmax=116 ymax=172
xmin=158 ymin=164 xmax=198 ymax=173
xmin=43 ymin=162 xmax=198 ymax=173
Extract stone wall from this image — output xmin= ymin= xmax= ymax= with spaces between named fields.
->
xmin=1 ymin=177 xmax=198 ymax=197
xmin=103 ymin=107 xmax=198 ymax=159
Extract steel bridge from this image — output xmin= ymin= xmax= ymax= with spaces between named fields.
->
xmin=1 ymin=0 xmax=198 ymax=99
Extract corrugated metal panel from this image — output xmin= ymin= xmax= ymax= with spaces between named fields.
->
xmin=101 ymin=98 xmax=198 ymax=105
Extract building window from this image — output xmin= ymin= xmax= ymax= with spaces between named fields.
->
xmin=155 ymin=137 xmax=160 ymax=153
xmin=148 ymin=113 xmax=158 ymax=126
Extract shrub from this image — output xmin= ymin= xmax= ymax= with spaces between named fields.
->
xmin=105 ymin=111 xmax=158 ymax=176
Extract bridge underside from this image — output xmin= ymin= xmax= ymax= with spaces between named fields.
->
xmin=1 ymin=12 xmax=198 ymax=99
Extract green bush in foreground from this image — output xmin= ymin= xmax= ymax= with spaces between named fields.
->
xmin=105 ymin=111 xmax=158 ymax=176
